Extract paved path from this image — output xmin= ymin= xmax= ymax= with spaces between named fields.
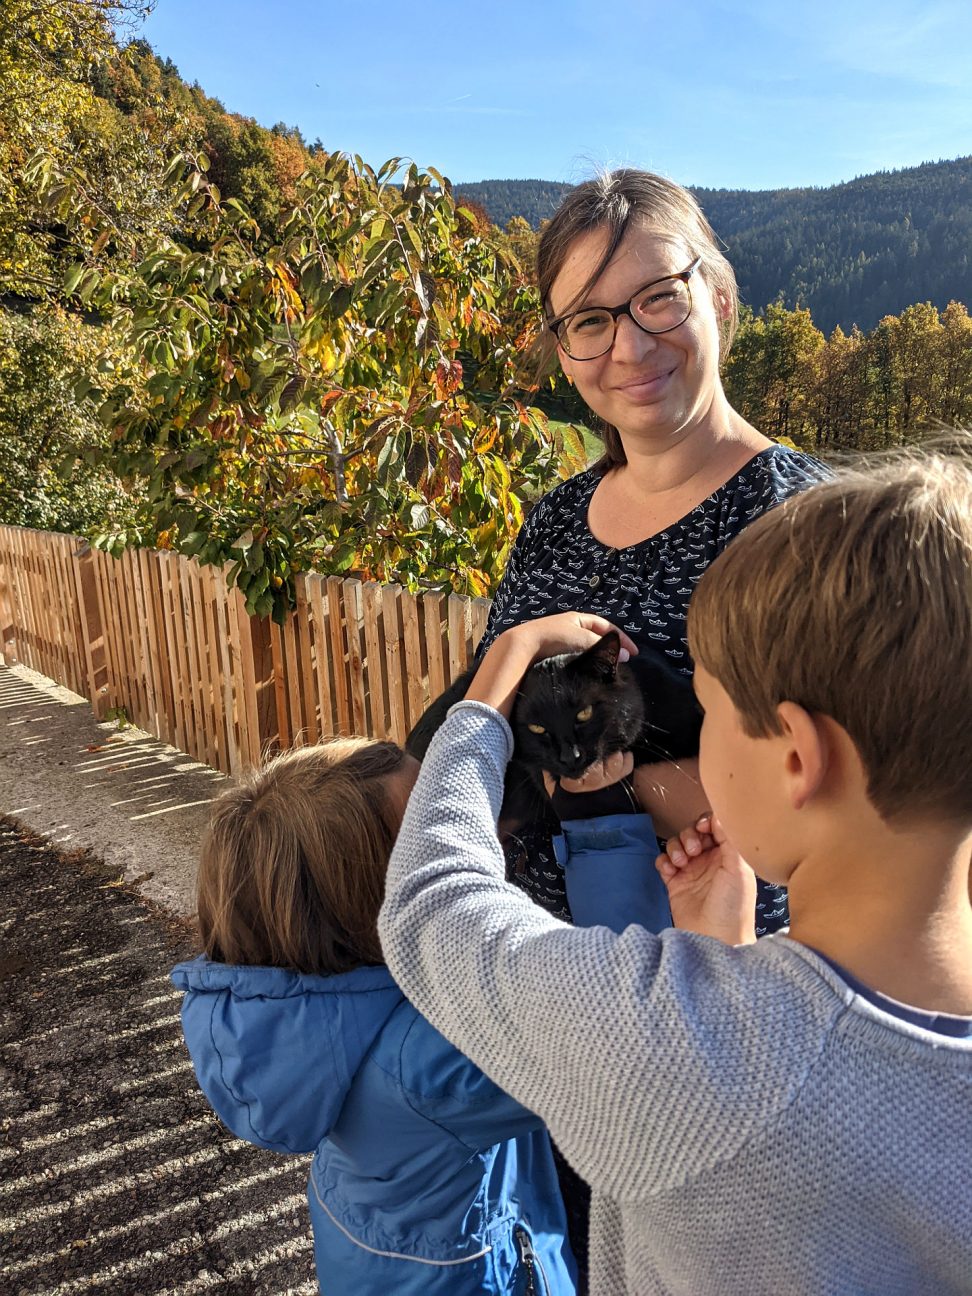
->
xmin=0 ymin=662 xmax=224 ymax=917
xmin=0 ymin=817 xmax=318 ymax=1295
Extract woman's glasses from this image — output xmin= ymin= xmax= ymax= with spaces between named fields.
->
xmin=548 ymin=257 xmax=702 ymax=360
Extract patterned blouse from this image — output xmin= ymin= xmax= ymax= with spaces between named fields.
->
xmin=479 ymin=443 xmax=831 ymax=932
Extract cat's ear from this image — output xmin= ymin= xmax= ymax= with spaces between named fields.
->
xmin=574 ymin=630 xmax=621 ymax=680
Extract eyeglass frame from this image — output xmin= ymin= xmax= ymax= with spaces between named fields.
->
xmin=546 ymin=256 xmax=703 ymax=360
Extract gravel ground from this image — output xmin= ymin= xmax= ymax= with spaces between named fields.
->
xmin=0 ymin=817 xmax=318 ymax=1296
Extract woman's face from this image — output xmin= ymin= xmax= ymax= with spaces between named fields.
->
xmin=549 ymin=225 xmax=726 ymax=448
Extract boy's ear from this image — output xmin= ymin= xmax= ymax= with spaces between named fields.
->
xmin=574 ymin=631 xmax=620 ymax=680
xmin=776 ymin=702 xmax=827 ymax=810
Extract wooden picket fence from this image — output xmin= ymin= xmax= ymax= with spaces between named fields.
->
xmin=0 ymin=525 xmax=492 ymax=776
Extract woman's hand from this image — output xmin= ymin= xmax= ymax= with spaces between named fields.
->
xmin=542 ymin=752 xmax=638 ymax=820
xmin=631 ymin=758 xmax=708 ymax=840
xmin=465 ymin=614 xmax=638 ymax=721
xmin=655 ymin=814 xmax=756 ymax=946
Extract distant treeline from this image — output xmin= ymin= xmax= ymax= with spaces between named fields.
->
xmin=723 ymin=298 xmax=972 ymax=452
xmin=463 ymin=159 xmax=972 ymax=335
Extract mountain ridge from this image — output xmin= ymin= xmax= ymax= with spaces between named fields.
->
xmin=457 ymin=157 xmax=972 ymax=333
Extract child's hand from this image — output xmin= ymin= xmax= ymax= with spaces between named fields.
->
xmin=503 ymin=613 xmax=638 ymax=666
xmin=656 ymin=814 xmax=757 ymax=945
xmin=466 ymin=615 xmax=638 ymax=722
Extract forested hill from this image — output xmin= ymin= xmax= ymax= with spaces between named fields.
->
xmin=465 ymin=159 xmax=972 ymax=334
xmin=453 ymin=179 xmax=575 ymax=229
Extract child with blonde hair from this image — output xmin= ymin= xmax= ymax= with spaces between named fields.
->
xmin=172 ymin=738 xmax=583 ymax=1294
xmin=380 ymin=448 xmax=972 ymax=1296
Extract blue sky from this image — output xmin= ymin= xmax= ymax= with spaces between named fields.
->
xmin=138 ymin=0 xmax=972 ymax=191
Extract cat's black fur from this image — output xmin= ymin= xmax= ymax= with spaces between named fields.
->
xmin=406 ymin=632 xmax=702 ymax=830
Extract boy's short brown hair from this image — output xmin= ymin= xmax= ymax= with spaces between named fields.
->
xmin=688 ymin=447 xmax=972 ymax=822
xmin=196 ymin=738 xmax=407 ymax=974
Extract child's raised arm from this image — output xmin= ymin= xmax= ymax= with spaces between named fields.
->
xmin=378 ymin=699 xmax=811 ymax=1205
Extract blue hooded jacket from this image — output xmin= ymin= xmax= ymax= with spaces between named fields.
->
xmin=172 ymin=812 xmax=664 ymax=1294
xmin=171 ymin=958 xmax=577 ymax=1294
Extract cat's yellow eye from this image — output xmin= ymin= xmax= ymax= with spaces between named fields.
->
xmin=527 ymin=723 xmax=546 ymax=735
xmin=576 ymin=706 xmax=593 ymax=723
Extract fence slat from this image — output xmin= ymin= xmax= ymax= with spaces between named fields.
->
xmin=214 ymin=565 xmax=241 ymax=773
xmin=269 ymin=619 xmax=290 ymax=750
xmin=116 ymin=549 xmax=141 ymax=723
xmin=382 ymin=584 xmax=407 ymax=745
xmin=307 ymin=575 xmax=334 ymax=738
xmin=327 ymin=576 xmax=351 ymax=736
xmin=361 ymin=582 xmax=387 ymax=739
xmin=230 ymin=584 xmax=262 ymax=768
xmin=280 ymin=606 xmax=303 ymax=745
xmin=448 ymin=593 xmax=471 ymax=683
xmin=470 ymin=597 xmax=491 ymax=658
xmin=294 ymin=575 xmax=319 ymax=746
xmin=96 ymin=551 xmax=124 ymax=715
xmin=131 ymin=548 xmax=159 ymax=734
xmin=400 ymin=591 xmax=426 ymax=729
xmin=422 ymin=592 xmax=447 ymax=699
xmin=200 ymin=564 xmax=230 ymax=771
xmin=343 ymin=580 xmax=368 ymax=735
xmin=146 ymin=552 xmax=175 ymax=746
xmin=164 ymin=553 xmax=189 ymax=756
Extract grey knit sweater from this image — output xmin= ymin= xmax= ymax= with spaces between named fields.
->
xmin=379 ymin=703 xmax=972 ymax=1296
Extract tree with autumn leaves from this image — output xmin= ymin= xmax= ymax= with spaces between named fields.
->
xmin=63 ymin=152 xmax=562 ymax=618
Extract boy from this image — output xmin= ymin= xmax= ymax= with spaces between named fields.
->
xmin=379 ymin=450 xmax=972 ymax=1295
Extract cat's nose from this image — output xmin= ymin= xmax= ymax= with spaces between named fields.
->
xmin=559 ymin=743 xmax=585 ymax=774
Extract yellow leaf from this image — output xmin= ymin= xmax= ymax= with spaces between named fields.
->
xmin=473 ymin=423 xmax=498 ymax=454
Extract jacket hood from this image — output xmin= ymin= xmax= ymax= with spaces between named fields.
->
xmin=171 ymin=956 xmax=404 ymax=1154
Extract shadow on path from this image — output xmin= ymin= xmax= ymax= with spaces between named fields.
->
xmin=0 ymin=819 xmax=317 ymax=1295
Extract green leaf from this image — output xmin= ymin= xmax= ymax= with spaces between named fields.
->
xmin=64 ymin=263 xmax=85 ymax=295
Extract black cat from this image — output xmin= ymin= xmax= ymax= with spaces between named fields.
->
xmin=406 ymin=631 xmax=702 ymax=830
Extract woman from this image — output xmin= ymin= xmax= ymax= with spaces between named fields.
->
xmin=484 ymin=168 xmax=826 ymax=919
xmin=479 ymin=169 xmax=828 ymax=1284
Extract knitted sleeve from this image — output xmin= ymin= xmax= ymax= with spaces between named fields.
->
xmin=379 ymin=702 xmax=843 ymax=1202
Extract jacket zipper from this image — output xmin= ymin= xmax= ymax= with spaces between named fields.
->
xmin=514 ymin=1225 xmax=548 ymax=1296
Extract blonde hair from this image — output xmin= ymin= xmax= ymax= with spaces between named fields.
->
xmin=688 ymin=446 xmax=972 ymax=822
xmin=196 ymin=738 xmax=408 ymax=974
xmin=537 ymin=169 xmax=739 ymax=469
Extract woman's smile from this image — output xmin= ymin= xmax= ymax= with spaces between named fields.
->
xmin=614 ymin=365 xmax=679 ymax=401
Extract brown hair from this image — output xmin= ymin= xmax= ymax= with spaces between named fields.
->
xmin=688 ymin=445 xmax=972 ymax=822
xmin=537 ymin=169 xmax=739 ymax=470
xmin=196 ymin=738 xmax=408 ymax=974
